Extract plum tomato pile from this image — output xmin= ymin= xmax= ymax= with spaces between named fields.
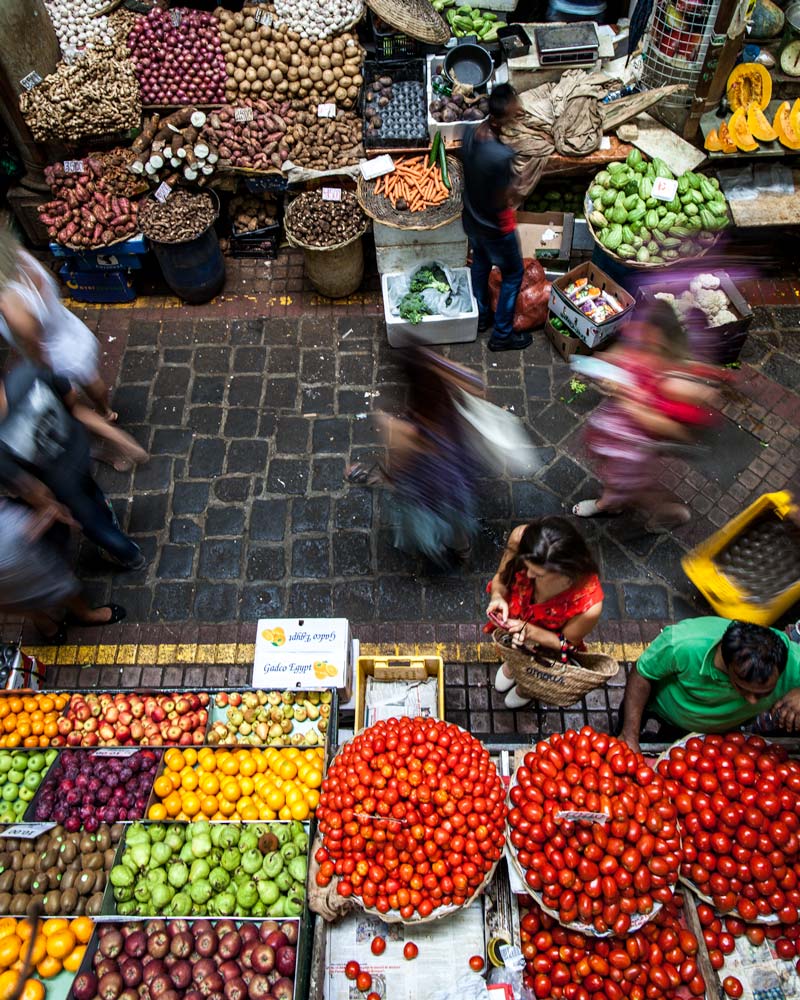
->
xmin=314 ymin=718 xmax=506 ymax=919
xmin=696 ymin=902 xmax=800 ymax=970
xmin=519 ymin=895 xmax=705 ymax=1000
xmin=508 ymin=728 xmax=680 ymax=935
xmin=657 ymin=733 xmax=800 ymax=921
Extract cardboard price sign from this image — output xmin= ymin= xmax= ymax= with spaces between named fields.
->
xmin=652 ymin=177 xmax=679 ymax=203
xmin=64 ymin=160 xmax=85 ymax=174
xmin=170 ymin=9 xmax=182 ymax=26
xmin=253 ymin=7 xmax=273 ymax=25
xmin=154 ymin=182 xmax=172 ymax=203
xmin=20 ymin=71 xmax=42 ymax=91
xmin=322 ymin=187 xmax=342 ymax=202
xmin=317 ymin=103 xmax=337 ymax=119
xmin=234 ymin=107 xmax=254 ymax=123
xmin=0 ymin=823 xmax=56 ymax=839
xmin=92 ymin=748 xmax=140 ymax=758
xmin=554 ymin=810 xmax=610 ymax=825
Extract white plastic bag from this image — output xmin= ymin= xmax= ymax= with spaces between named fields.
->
xmin=386 ymin=259 xmax=472 ymax=319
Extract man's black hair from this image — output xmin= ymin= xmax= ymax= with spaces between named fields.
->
xmin=489 ymin=83 xmax=518 ymax=122
xmin=721 ymin=620 xmax=788 ymax=684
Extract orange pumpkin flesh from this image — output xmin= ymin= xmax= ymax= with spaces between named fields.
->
xmin=704 ymin=128 xmax=723 ymax=152
xmin=729 ymin=107 xmax=759 ymax=151
xmin=717 ymin=120 xmax=738 ymax=153
xmin=727 ymin=63 xmax=772 ymax=111
xmin=774 ymin=101 xmax=800 ymax=150
xmin=746 ymin=102 xmax=777 ymax=142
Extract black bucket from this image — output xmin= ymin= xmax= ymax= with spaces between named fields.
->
xmin=150 ymin=223 xmax=225 ymax=304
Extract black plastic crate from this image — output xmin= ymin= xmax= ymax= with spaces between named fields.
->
xmin=370 ymin=10 xmax=430 ymax=61
xmin=243 ymin=172 xmax=288 ymax=195
xmin=230 ymin=222 xmax=282 ymax=259
xmin=361 ymin=59 xmax=429 ymax=149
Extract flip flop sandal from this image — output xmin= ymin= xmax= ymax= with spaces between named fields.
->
xmin=344 ymin=462 xmax=384 ymax=486
xmin=66 ymin=604 xmax=127 ymax=627
xmin=572 ymin=499 xmax=620 ymax=517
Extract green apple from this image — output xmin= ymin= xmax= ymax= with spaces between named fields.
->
xmin=0 ymin=811 xmax=14 ymax=823
xmin=45 ymin=750 xmax=58 ymax=766
xmin=0 ymin=754 xmax=14 ymax=773
xmin=27 ymin=754 xmax=47 ymax=772
xmin=6 ymin=769 xmax=24 ymax=784
xmin=23 ymin=771 xmax=41 ymax=791
xmin=19 ymin=786 xmax=35 ymax=802
xmin=1 ymin=784 xmax=18 ymax=802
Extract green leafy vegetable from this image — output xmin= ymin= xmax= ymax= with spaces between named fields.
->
xmin=409 ymin=265 xmax=450 ymax=295
xmin=398 ymin=292 xmax=431 ymax=325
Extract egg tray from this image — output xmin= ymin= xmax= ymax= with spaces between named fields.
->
xmin=360 ymin=59 xmax=429 ymax=149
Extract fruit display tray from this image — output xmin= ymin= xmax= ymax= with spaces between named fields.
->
xmin=207 ymin=690 xmax=331 ymax=751
xmin=0 ymin=748 xmax=60 ymax=824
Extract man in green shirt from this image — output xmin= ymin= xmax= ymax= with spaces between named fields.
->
xmin=620 ymin=617 xmax=800 ymax=753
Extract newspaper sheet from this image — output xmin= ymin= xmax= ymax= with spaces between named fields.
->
xmin=363 ymin=677 xmax=439 ymax=728
xmin=720 ymin=932 xmax=800 ymax=1000
xmin=324 ymin=902 xmax=487 ymax=1000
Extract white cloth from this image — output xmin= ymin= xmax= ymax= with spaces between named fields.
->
xmin=0 ymin=252 xmax=99 ymax=386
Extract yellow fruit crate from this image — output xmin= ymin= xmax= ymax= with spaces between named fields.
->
xmin=355 ymin=655 xmax=445 ymax=733
xmin=682 ymin=491 xmax=800 ymax=626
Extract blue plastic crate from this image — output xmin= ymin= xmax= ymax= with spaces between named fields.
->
xmin=59 ymin=265 xmax=137 ymax=303
xmin=49 ymin=234 xmax=147 ymax=258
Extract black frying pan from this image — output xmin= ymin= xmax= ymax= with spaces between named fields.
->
xmin=443 ymin=39 xmax=494 ymax=92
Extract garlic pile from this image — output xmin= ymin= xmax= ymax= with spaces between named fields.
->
xmin=272 ymin=0 xmax=364 ymax=40
xmin=45 ymin=0 xmax=114 ymax=53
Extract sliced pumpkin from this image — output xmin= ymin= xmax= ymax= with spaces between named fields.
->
xmin=747 ymin=101 xmax=777 ymax=142
xmin=728 ymin=107 xmax=760 ymax=151
xmin=704 ymin=128 xmax=723 ymax=152
xmin=773 ymin=101 xmax=800 ymax=150
xmin=717 ymin=120 xmax=738 ymax=154
xmin=727 ymin=62 xmax=772 ymax=112
xmin=791 ymin=98 xmax=800 ymax=139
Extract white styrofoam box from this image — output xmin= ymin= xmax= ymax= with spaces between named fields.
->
xmin=252 ymin=618 xmax=352 ymax=697
xmin=382 ymin=268 xmax=478 ymax=347
xmin=426 ymin=55 xmax=488 ymax=143
xmin=377 ymin=239 xmax=468 ymax=274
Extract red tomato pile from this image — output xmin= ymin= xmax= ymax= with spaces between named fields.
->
xmin=658 ymin=733 xmax=800 ymax=921
xmin=314 ymin=717 xmax=507 ymax=918
xmin=696 ymin=903 xmax=800 ymax=970
xmin=519 ymin=895 xmax=705 ymax=1000
xmin=508 ymin=728 xmax=680 ymax=935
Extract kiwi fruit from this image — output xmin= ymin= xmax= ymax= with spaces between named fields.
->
xmin=10 ymin=895 xmax=29 ymax=915
xmin=104 ymin=849 xmax=117 ymax=870
xmin=60 ymin=870 xmax=76 ymax=891
xmin=21 ymin=853 xmax=37 ymax=872
xmin=111 ymin=825 xmax=124 ymax=843
xmin=28 ymin=893 xmax=45 ymax=914
xmin=9 ymin=852 xmax=23 ymax=871
xmin=74 ymin=897 xmax=86 ymax=916
xmin=0 ymin=893 xmax=11 ymax=913
xmin=96 ymin=829 xmax=111 ymax=852
xmin=40 ymin=848 xmax=58 ymax=870
xmin=0 ymin=872 xmax=13 ymax=894
xmin=59 ymin=842 xmax=77 ymax=865
xmin=86 ymin=892 xmax=103 ymax=916
xmin=44 ymin=891 xmax=61 ymax=915
xmin=79 ymin=835 xmax=96 ymax=855
xmin=84 ymin=852 xmax=104 ymax=871
xmin=4 ymin=840 xmax=20 ymax=852
xmin=14 ymin=871 xmax=33 ymax=893
xmin=94 ymin=873 xmax=106 ymax=893
xmin=60 ymin=888 xmax=79 ymax=913
xmin=75 ymin=871 xmax=95 ymax=896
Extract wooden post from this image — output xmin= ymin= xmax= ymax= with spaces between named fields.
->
xmin=682 ymin=0 xmax=746 ymax=140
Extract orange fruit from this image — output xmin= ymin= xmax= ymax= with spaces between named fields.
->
xmin=304 ymin=768 xmax=322 ymax=789
xmin=218 ymin=798 xmax=237 ymax=817
xmin=36 ymin=955 xmax=62 ymax=979
xmin=70 ymin=918 xmax=93 ymax=945
xmin=38 ymin=697 xmax=54 ymax=713
xmin=182 ymin=747 xmax=198 ymax=766
xmin=278 ymin=760 xmax=297 ymax=781
xmin=0 ymin=921 xmax=15 ymax=942
xmin=238 ymin=756 xmax=256 ymax=778
xmin=239 ymin=803 xmax=259 ymax=821
xmin=17 ymin=922 xmax=42 ymax=943
xmin=29 ymin=937 xmax=46 ymax=967
xmin=63 ymin=946 xmax=86 ymax=973
xmin=278 ymin=805 xmax=292 ymax=821
xmin=200 ymin=795 xmax=218 ymax=817
xmin=199 ymin=773 xmax=219 ymax=795
xmin=290 ymin=800 xmax=310 ymax=821
xmin=21 ymin=979 xmax=46 ymax=1000
xmin=163 ymin=792 xmax=182 ymax=817
xmin=0 ymin=970 xmax=17 ymax=1000
xmin=266 ymin=787 xmax=285 ymax=811
xmin=305 ymin=789 xmax=320 ymax=811
xmin=45 ymin=929 xmax=76 ymax=960
xmin=220 ymin=755 xmax=239 ymax=776
xmin=0 ymin=937 xmax=20 ymax=969
xmin=181 ymin=792 xmax=201 ymax=817
xmin=180 ymin=770 xmax=198 ymax=792
xmin=164 ymin=748 xmax=185 ymax=771
xmin=238 ymin=776 xmax=254 ymax=797
xmin=148 ymin=803 xmax=167 ymax=821
xmin=221 ymin=780 xmax=241 ymax=803
xmin=153 ymin=775 xmax=173 ymax=799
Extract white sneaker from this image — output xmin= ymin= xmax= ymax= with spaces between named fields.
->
xmin=494 ymin=664 xmax=515 ymax=693
xmin=505 ymin=686 xmax=533 ymax=710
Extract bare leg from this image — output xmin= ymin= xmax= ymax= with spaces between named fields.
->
xmin=83 ymin=375 xmax=117 ymax=422
xmin=64 ymin=594 xmax=116 ymax=625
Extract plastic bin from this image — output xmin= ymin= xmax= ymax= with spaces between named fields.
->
xmin=230 ymin=222 xmax=281 ymax=259
xmin=355 ymin=655 xmax=445 ymax=732
xmin=382 ymin=267 xmax=478 ymax=347
xmin=682 ymin=491 xmax=800 ymax=626
xmin=370 ymin=10 xmax=430 ymax=61
xmin=361 ymin=59 xmax=429 ymax=149
xmin=426 ymin=54 xmax=488 ymax=142
xmin=59 ymin=265 xmax=137 ymax=303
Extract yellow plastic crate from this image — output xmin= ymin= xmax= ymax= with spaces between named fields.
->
xmin=682 ymin=491 xmax=800 ymax=626
xmin=355 ymin=655 xmax=445 ymax=733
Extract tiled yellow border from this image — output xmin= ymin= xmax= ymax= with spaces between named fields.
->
xmin=22 ymin=641 xmax=638 ymax=669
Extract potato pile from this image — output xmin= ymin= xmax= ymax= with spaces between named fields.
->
xmin=286 ymin=110 xmax=363 ymax=169
xmin=216 ymin=5 xmax=365 ymax=109
xmin=202 ymin=100 xmax=295 ymax=171
xmin=230 ymin=193 xmax=280 ymax=233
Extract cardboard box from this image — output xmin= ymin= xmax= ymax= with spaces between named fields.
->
xmin=517 ymin=211 xmax=574 ymax=262
xmin=548 ymin=261 xmax=635 ymax=349
xmin=252 ymin=618 xmax=352 ymax=697
xmin=545 ymin=317 xmax=590 ymax=362
xmin=355 ymin=655 xmax=444 ymax=732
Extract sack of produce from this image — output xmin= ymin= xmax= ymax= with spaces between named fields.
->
xmin=488 ymin=258 xmax=551 ymax=333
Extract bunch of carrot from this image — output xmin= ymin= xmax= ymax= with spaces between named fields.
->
xmin=374 ymin=156 xmax=450 ymax=213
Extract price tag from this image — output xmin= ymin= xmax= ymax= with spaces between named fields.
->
xmin=64 ymin=160 xmax=84 ymax=174
xmin=322 ymin=187 xmax=342 ymax=202
xmin=498 ymin=944 xmax=526 ymax=973
xmin=170 ymin=8 xmax=182 ymax=25
xmin=317 ymin=103 xmax=337 ymax=119
xmin=652 ymin=176 xmax=679 ymax=202
xmin=1 ymin=823 xmax=55 ymax=839
xmin=234 ymin=107 xmax=254 ymax=123
xmin=92 ymin=747 xmax=140 ymax=758
xmin=20 ymin=71 xmax=42 ymax=91
xmin=154 ymin=181 xmax=172 ymax=203
xmin=555 ymin=810 xmax=610 ymax=825
xmin=359 ymin=154 xmax=395 ymax=180
xmin=253 ymin=7 xmax=272 ymax=25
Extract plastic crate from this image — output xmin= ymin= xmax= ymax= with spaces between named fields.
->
xmin=682 ymin=491 xmax=800 ymax=626
xmin=370 ymin=10 xmax=429 ymax=61
xmin=58 ymin=264 xmax=137 ymax=303
xmin=49 ymin=234 xmax=147 ymax=258
xmin=361 ymin=59 xmax=429 ymax=149
xmin=229 ymin=222 xmax=281 ymax=259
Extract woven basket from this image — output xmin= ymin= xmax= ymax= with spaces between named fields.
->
xmin=365 ymin=0 xmax=449 ymax=43
xmin=492 ymin=629 xmax=618 ymax=708
xmin=584 ymin=194 xmax=719 ymax=271
xmin=357 ymin=156 xmax=463 ymax=232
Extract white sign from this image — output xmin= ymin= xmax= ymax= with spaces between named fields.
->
xmin=555 ymin=810 xmax=610 ymax=825
xmin=234 ymin=107 xmax=254 ymax=123
xmin=154 ymin=181 xmax=172 ymax=203
xmin=170 ymin=9 xmax=182 ymax=26
xmin=253 ymin=7 xmax=272 ymax=25
xmin=322 ymin=187 xmax=342 ymax=202
xmin=253 ymin=618 xmax=352 ymax=695
xmin=20 ymin=71 xmax=42 ymax=91
xmin=92 ymin=747 xmax=140 ymax=757
xmin=359 ymin=154 xmax=395 ymax=180
xmin=317 ymin=103 xmax=337 ymax=119
xmin=652 ymin=176 xmax=679 ymax=202
xmin=1 ymin=823 xmax=56 ymax=839
xmin=64 ymin=160 xmax=84 ymax=174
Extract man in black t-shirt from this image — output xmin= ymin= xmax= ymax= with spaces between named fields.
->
xmin=0 ymin=363 xmax=146 ymax=570
xmin=462 ymin=84 xmax=530 ymax=352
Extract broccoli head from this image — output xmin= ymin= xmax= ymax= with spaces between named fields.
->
xmin=409 ymin=264 xmax=450 ymax=295
xmin=397 ymin=292 xmax=431 ymax=325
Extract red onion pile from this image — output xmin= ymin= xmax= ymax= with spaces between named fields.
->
xmin=127 ymin=8 xmax=226 ymax=105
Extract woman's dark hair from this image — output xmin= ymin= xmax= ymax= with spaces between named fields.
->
xmin=627 ymin=300 xmax=689 ymax=360
xmin=721 ymin=620 xmax=788 ymax=684
xmin=499 ymin=516 xmax=599 ymax=590
xmin=489 ymin=83 xmax=519 ymax=122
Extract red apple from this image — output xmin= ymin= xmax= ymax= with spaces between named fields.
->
xmin=151 ymin=707 xmax=165 ymax=724
xmin=105 ymin=707 xmax=119 ymax=724
xmin=84 ymin=733 xmax=99 ymax=746
xmin=229 ymin=693 xmax=242 ymax=707
xmin=175 ymin=698 xmax=190 ymax=715
xmin=57 ymin=718 xmax=73 ymax=736
xmin=163 ymin=699 xmax=175 ymax=713
xmin=131 ymin=702 xmax=145 ymax=719
xmin=67 ymin=731 xmax=82 ymax=746
xmin=116 ymin=725 xmax=131 ymax=742
xmin=84 ymin=718 xmax=98 ymax=733
xmin=99 ymin=723 xmax=115 ymax=741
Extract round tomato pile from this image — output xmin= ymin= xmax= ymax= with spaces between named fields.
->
xmin=519 ymin=895 xmax=704 ymax=1000
xmin=314 ymin=717 xmax=506 ymax=918
xmin=696 ymin=903 xmax=800 ymax=970
xmin=658 ymin=733 xmax=800 ymax=921
xmin=508 ymin=728 xmax=680 ymax=935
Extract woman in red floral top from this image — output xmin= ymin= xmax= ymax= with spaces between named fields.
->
xmin=487 ymin=516 xmax=604 ymax=709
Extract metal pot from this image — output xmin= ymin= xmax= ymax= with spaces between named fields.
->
xmin=443 ymin=39 xmax=494 ymax=92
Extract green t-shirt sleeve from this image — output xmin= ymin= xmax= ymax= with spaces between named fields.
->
xmin=776 ymin=641 xmax=800 ymax=698
xmin=636 ymin=625 xmax=681 ymax=682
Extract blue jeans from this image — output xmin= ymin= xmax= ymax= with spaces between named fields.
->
xmin=50 ymin=471 xmax=141 ymax=565
xmin=470 ymin=231 xmax=524 ymax=340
